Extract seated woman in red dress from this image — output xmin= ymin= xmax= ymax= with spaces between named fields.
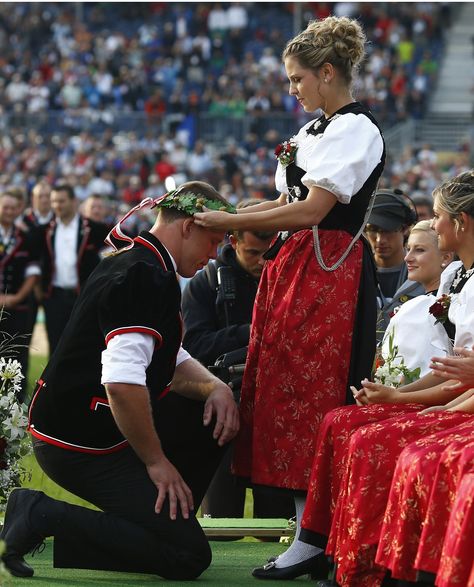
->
xmin=298 ymin=171 xmax=474 ymax=586
xmin=373 ymin=349 xmax=474 ymax=584
xmin=376 ymin=400 xmax=474 ymax=584
xmin=436 ymin=469 xmax=474 ymax=587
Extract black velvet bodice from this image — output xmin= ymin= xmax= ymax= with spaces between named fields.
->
xmin=286 ymin=102 xmax=385 ymax=236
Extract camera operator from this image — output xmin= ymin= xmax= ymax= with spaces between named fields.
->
xmin=182 ymin=200 xmax=295 ymax=524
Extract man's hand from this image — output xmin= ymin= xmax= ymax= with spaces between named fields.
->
xmin=146 ymin=456 xmax=194 ymax=521
xmin=361 ymin=379 xmax=400 ymax=404
xmin=203 ymin=384 xmax=239 ymax=446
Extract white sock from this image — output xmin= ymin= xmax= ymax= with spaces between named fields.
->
xmin=274 ymin=494 xmax=323 ymax=568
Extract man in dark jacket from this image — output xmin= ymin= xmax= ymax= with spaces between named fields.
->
xmin=40 ymin=183 xmax=109 ymax=354
xmin=183 ymin=212 xmax=294 ymax=522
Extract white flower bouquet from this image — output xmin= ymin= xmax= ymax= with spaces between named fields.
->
xmin=0 ymin=357 xmax=31 ymax=508
xmin=374 ymin=330 xmax=421 ymax=387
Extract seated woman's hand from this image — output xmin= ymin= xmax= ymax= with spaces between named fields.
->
xmin=418 ymin=405 xmax=447 ymax=415
xmin=361 ymin=379 xmax=399 ymax=404
xmin=430 ymin=345 xmax=474 ymax=388
xmin=350 ymin=385 xmax=369 ymax=406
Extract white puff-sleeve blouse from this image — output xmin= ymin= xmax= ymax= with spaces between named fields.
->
xmin=275 ymin=111 xmax=384 ymax=204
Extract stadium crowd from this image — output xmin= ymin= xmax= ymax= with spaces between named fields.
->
xmin=0 ymin=1 xmax=463 ymax=213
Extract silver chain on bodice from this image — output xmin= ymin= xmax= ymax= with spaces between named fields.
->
xmin=312 ymin=187 xmax=378 ymax=272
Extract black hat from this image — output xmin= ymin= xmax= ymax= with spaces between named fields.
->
xmin=367 ymin=189 xmax=418 ymax=231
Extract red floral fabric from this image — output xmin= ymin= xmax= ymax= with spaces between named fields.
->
xmin=375 ymin=418 xmax=474 ymax=582
xmin=327 ymin=411 xmax=471 ymax=587
xmin=417 ymin=433 xmax=474 ymax=574
xmin=233 ymin=229 xmax=362 ymax=490
xmin=436 ymin=472 xmax=474 ymax=587
xmin=301 ymin=403 xmax=422 ymax=537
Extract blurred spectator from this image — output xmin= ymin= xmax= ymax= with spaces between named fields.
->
xmin=186 ymin=140 xmax=213 ymax=178
xmin=0 ymin=188 xmax=41 ymax=400
xmin=81 ymin=193 xmax=110 ymax=224
xmin=87 ymin=170 xmax=115 ymax=198
xmin=41 ymin=183 xmax=109 ymax=355
xmin=22 ymin=180 xmax=53 ymax=229
xmin=411 ymin=194 xmax=434 ymax=221
xmin=154 ymin=153 xmax=177 ymax=183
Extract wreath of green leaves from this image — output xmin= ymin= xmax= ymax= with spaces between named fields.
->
xmin=156 ymin=190 xmax=236 ymax=215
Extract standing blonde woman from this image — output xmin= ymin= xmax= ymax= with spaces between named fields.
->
xmin=194 ymin=16 xmax=385 ymax=580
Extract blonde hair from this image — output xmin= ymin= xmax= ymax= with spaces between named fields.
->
xmin=433 ymin=170 xmax=474 ymax=235
xmin=282 ymin=16 xmax=366 ymax=84
xmin=409 ymin=220 xmax=438 ymax=246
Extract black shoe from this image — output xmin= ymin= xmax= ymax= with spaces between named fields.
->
xmin=0 ymin=488 xmax=46 ymax=577
xmin=252 ymin=551 xmax=330 ymax=580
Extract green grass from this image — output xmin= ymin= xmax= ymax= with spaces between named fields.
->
xmin=4 ymin=540 xmax=298 ymax=586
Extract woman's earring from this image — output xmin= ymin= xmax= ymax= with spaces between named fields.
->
xmin=441 ymin=263 xmax=446 ymax=268
xmin=324 ymin=78 xmax=328 ymax=83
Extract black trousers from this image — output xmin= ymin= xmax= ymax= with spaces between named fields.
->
xmin=33 ymin=393 xmax=226 ymax=579
xmin=43 ymin=287 xmax=78 ymax=355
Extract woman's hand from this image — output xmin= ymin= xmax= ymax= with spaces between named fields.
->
xmin=193 ymin=210 xmax=234 ymax=230
xmin=418 ymin=405 xmax=446 ymax=415
xmin=361 ymin=379 xmax=400 ymax=404
xmin=350 ymin=385 xmax=369 ymax=406
xmin=430 ymin=346 xmax=474 ymax=388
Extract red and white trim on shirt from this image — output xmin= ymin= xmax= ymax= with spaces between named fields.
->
xmin=105 ymin=326 xmax=163 ymax=348
xmin=134 ymin=235 xmax=168 ymax=270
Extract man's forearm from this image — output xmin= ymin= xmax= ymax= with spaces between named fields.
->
xmin=105 ymin=383 xmax=165 ymax=466
xmin=14 ymin=275 xmax=38 ymax=304
xmin=171 ymin=357 xmax=225 ymax=400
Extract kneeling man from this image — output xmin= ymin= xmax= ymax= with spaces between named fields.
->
xmin=1 ymin=181 xmax=239 ymax=580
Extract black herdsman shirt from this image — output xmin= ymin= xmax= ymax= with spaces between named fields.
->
xmin=29 ymin=232 xmax=182 ymax=454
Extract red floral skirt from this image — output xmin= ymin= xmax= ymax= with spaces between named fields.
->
xmin=437 ymin=471 xmax=474 ymax=587
xmin=233 ymin=229 xmax=363 ymax=490
xmin=327 ymin=411 xmax=472 ymax=587
xmin=375 ymin=418 xmax=474 ymax=582
xmin=300 ymin=403 xmax=423 ymax=539
xmin=417 ymin=435 xmax=474 ymax=575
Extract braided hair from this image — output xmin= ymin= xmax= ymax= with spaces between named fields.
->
xmin=282 ymin=16 xmax=366 ymax=85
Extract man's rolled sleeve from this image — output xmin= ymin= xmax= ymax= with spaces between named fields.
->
xmin=101 ymin=333 xmax=154 ymax=386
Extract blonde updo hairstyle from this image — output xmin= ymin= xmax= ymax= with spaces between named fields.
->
xmin=433 ymin=171 xmax=474 ymax=236
xmin=282 ymin=16 xmax=366 ymax=85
